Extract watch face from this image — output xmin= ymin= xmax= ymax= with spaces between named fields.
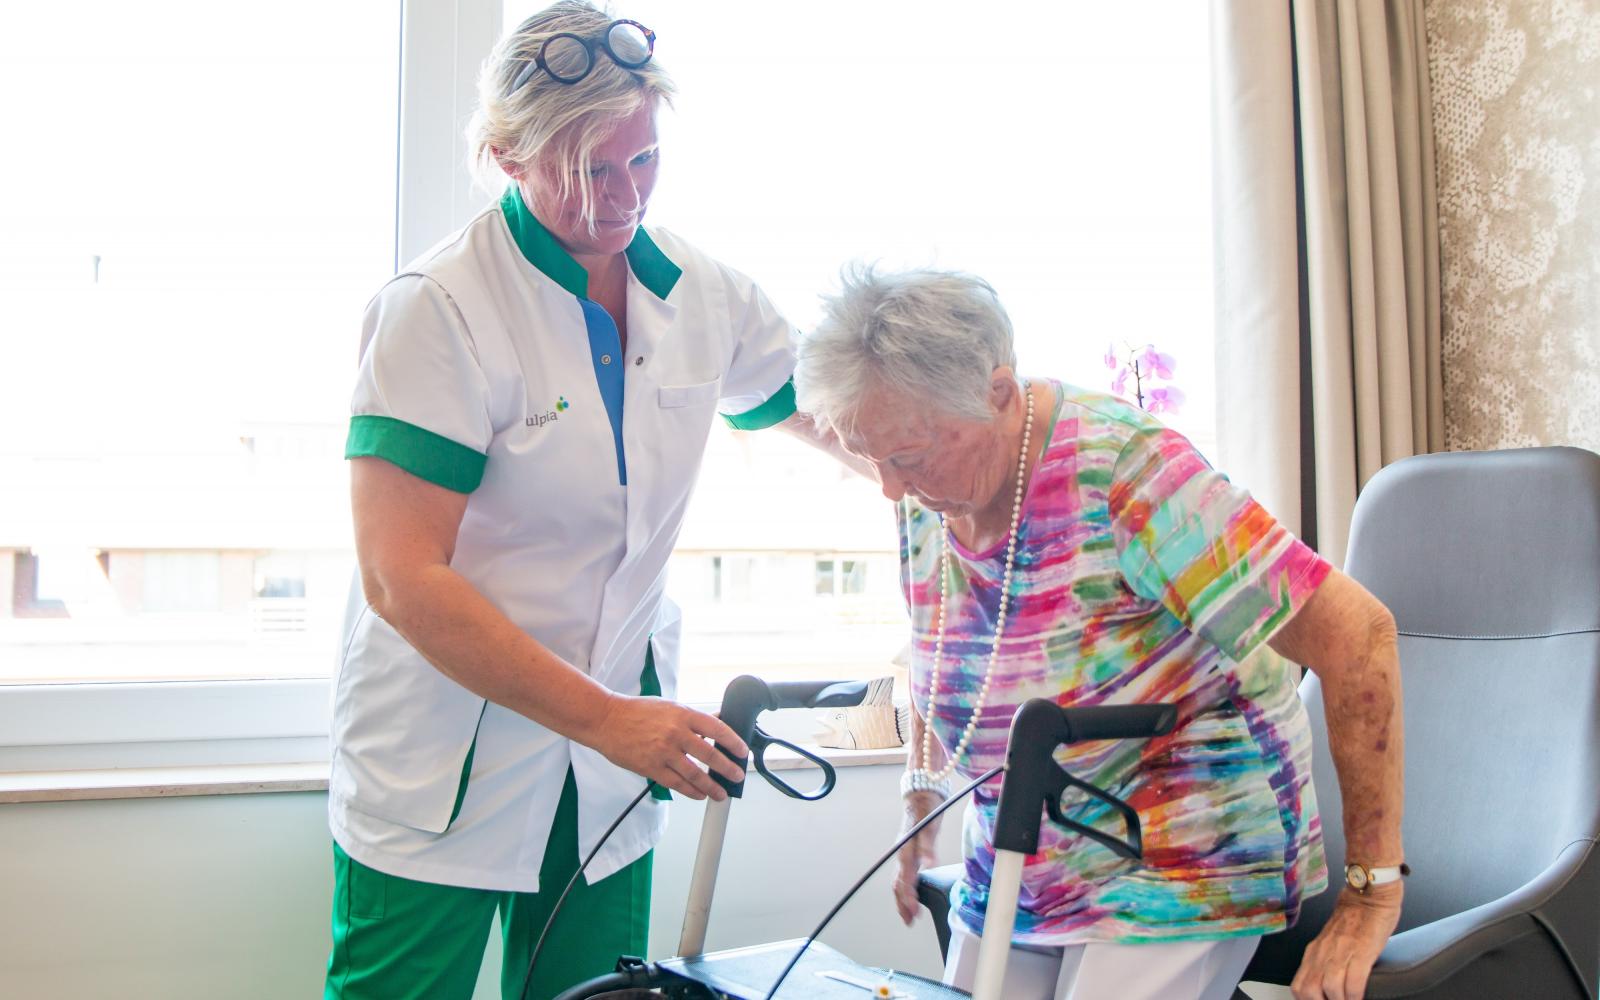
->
xmin=1345 ymin=865 xmax=1369 ymax=890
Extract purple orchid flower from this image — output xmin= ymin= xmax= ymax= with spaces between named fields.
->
xmin=1144 ymin=385 xmax=1186 ymax=415
xmin=1109 ymin=341 xmax=1182 ymax=414
xmin=1138 ymin=345 xmax=1176 ymax=380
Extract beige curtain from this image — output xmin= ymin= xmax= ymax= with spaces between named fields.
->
xmin=1211 ymin=0 xmax=1443 ymax=567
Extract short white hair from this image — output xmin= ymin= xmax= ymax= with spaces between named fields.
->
xmin=795 ymin=265 xmax=1019 ymax=435
xmin=466 ymin=2 xmax=675 ymax=231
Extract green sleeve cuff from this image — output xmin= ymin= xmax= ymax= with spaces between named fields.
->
xmin=721 ymin=378 xmax=797 ymax=431
xmin=345 ymin=415 xmax=487 ymax=493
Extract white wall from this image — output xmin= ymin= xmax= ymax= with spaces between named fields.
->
xmin=0 ymin=762 xmax=962 ymax=999
xmin=0 ymin=791 xmax=334 ymax=998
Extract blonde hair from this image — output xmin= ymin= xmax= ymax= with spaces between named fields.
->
xmin=467 ymin=1 xmax=675 ymax=232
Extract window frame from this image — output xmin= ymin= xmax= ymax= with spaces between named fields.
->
xmin=0 ymin=0 xmax=503 ymax=771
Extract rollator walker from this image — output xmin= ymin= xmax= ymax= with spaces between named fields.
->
xmin=553 ymin=675 xmax=1176 ymax=1000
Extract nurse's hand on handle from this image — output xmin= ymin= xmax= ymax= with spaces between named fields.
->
xmin=587 ymin=693 xmax=748 ymax=802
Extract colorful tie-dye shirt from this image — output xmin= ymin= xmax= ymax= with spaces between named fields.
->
xmin=901 ymin=382 xmax=1331 ymax=945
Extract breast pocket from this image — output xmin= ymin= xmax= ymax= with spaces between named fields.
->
xmin=657 ymin=378 xmax=721 ymax=409
xmin=647 ymin=378 xmax=722 ymax=509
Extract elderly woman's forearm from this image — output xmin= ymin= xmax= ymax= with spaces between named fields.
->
xmin=905 ymin=699 xmax=950 ymax=775
xmin=1268 ymin=572 xmax=1406 ymax=863
xmin=1319 ymin=626 xmax=1406 ymax=861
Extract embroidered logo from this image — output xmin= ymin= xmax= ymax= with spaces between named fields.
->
xmin=526 ymin=397 xmax=569 ymax=429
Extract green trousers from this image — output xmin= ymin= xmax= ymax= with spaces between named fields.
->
xmin=324 ymin=769 xmax=652 ymax=1000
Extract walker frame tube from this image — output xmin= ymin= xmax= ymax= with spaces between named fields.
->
xmin=676 ymin=675 xmax=867 ymax=956
xmin=970 ymin=698 xmax=1177 ymax=1000
xmin=971 ymin=849 xmax=1026 ymax=1000
xmin=678 ymin=796 xmax=731 ymax=956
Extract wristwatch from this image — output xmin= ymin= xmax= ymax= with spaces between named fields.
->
xmin=1344 ymin=861 xmax=1410 ymax=894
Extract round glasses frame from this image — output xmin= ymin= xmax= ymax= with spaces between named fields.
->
xmin=509 ymin=19 xmax=656 ymax=92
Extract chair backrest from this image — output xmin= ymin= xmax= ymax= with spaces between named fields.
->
xmin=1294 ymin=446 xmax=1600 ymax=940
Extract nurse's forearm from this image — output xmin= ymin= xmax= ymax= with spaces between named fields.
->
xmin=351 ymin=456 xmax=746 ymax=799
xmin=371 ymin=561 xmax=616 ymax=742
xmin=352 ymin=457 xmax=611 ymax=741
xmin=370 ymin=561 xmax=747 ymax=800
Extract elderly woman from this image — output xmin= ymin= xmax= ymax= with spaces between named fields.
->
xmin=326 ymin=3 xmax=845 ymax=997
xmin=794 ymin=268 xmax=1404 ymax=1000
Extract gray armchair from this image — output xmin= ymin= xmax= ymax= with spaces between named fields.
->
xmin=1240 ymin=445 xmax=1600 ymax=998
xmin=918 ymin=446 xmax=1600 ymax=999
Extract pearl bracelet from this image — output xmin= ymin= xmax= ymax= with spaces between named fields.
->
xmin=900 ymin=767 xmax=953 ymax=801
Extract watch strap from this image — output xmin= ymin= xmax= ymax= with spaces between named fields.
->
xmin=1346 ymin=861 xmax=1411 ymax=892
xmin=1367 ymin=864 xmax=1406 ymax=885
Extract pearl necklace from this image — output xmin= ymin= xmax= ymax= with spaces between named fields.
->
xmin=916 ymin=380 xmax=1034 ymax=784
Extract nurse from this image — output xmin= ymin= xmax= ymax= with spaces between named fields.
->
xmin=324 ymin=4 xmax=824 ymax=997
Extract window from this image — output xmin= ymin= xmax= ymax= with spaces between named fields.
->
xmin=0 ymin=0 xmax=400 ymax=688
xmin=840 ymin=561 xmax=869 ymax=597
xmin=815 ymin=559 xmax=837 ymax=597
xmin=813 ymin=558 xmax=872 ymax=598
xmin=254 ymin=553 xmax=309 ymax=601
xmin=2 ymin=0 xmax=1213 ymax=754
xmin=11 ymin=553 xmax=68 ymax=619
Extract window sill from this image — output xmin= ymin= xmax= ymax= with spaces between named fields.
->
xmin=0 ymin=762 xmax=329 ymax=804
xmin=760 ymin=744 xmax=908 ymax=772
xmin=1 ymin=745 xmax=909 ymax=804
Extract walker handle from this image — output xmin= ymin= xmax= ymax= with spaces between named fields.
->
xmin=992 ymin=699 xmax=1177 ymax=856
xmin=713 ymin=675 xmax=869 ymax=797
xmin=1059 ymin=704 xmax=1177 ymax=743
xmin=770 ymin=678 xmax=872 ymax=709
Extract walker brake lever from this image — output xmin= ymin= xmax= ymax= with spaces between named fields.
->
xmin=1043 ymin=771 xmax=1144 ymax=860
xmin=751 ymin=724 xmax=840 ymax=801
xmin=712 ymin=675 xmax=866 ymax=798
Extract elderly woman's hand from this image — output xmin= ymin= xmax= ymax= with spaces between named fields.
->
xmin=892 ymin=789 xmax=944 ymax=925
xmin=1291 ymin=883 xmax=1403 ymax=1000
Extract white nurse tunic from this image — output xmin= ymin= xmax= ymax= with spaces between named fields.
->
xmin=329 ymin=186 xmax=797 ymax=891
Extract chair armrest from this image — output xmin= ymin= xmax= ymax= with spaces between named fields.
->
xmin=1366 ymin=839 xmax=1594 ymax=998
xmin=917 ymin=864 xmax=963 ymax=907
xmin=916 ymin=864 xmax=964 ymax=961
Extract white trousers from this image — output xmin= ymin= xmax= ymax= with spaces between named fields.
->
xmin=943 ymin=926 xmax=1259 ymax=1000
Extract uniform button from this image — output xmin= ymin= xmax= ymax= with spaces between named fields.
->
xmin=634 ymin=356 xmax=644 ymax=366
xmin=601 ymin=354 xmax=612 ymax=365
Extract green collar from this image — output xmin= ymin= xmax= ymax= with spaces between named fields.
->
xmin=500 ymin=187 xmax=681 ymax=301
